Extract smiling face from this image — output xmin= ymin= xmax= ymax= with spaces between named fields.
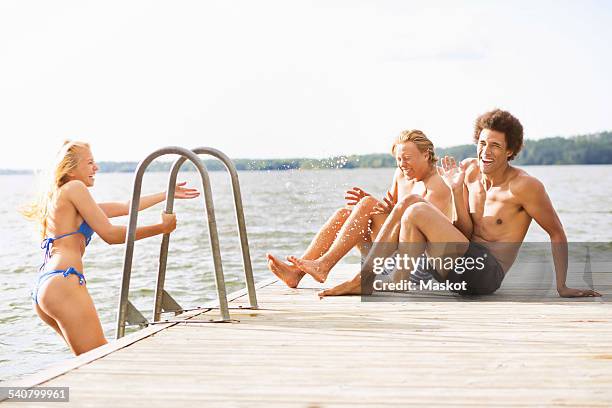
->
xmin=68 ymin=146 xmax=98 ymax=187
xmin=395 ymin=141 xmax=430 ymax=180
xmin=477 ymin=129 xmax=512 ymax=174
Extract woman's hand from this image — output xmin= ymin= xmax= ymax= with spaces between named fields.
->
xmin=161 ymin=212 xmax=177 ymax=234
xmin=372 ymin=191 xmax=395 ymax=215
xmin=173 ymin=181 xmax=200 ymax=200
xmin=344 ymin=187 xmax=370 ymax=206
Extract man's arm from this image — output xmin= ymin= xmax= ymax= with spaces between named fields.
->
xmin=515 ymin=176 xmax=600 ymax=297
xmin=440 ymin=157 xmax=473 ymax=238
xmin=387 ymin=169 xmax=399 ymax=203
xmin=424 ymin=177 xmax=452 ymax=217
xmin=452 ymin=181 xmax=473 ymax=238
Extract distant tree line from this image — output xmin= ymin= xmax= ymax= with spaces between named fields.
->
xmin=2 ymin=131 xmax=610 ymax=175
xmin=513 ymin=132 xmax=612 ymax=165
xmin=339 ymin=131 xmax=612 ymax=167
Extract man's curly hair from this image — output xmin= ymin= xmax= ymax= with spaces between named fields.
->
xmin=473 ymin=109 xmax=524 ymax=161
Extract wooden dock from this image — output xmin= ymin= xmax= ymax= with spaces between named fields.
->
xmin=3 ymin=265 xmax=612 ymax=407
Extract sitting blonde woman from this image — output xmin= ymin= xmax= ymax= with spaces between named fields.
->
xmin=22 ymin=140 xmax=199 ymax=355
xmin=267 ymin=130 xmax=452 ymax=288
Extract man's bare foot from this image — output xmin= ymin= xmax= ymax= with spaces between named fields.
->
xmin=266 ymin=253 xmax=304 ymax=288
xmin=318 ymin=275 xmax=362 ymax=298
xmin=286 ymin=256 xmax=331 ymax=283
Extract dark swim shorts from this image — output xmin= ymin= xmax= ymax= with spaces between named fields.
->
xmin=436 ymin=242 xmax=505 ymax=295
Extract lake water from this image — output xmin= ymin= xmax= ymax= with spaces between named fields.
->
xmin=1 ymin=165 xmax=611 ymax=381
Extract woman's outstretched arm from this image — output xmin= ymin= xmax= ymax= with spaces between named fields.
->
xmin=64 ymin=180 xmax=176 ymax=244
xmin=98 ymin=182 xmax=199 ymax=218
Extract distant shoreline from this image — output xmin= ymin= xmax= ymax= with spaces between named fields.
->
xmin=2 ymin=131 xmax=610 ymax=174
xmin=2 ymin=162 xmax=611 ymax=175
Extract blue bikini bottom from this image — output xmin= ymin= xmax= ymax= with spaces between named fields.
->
xmin=31 ymin=267 xmax=87 ymax=305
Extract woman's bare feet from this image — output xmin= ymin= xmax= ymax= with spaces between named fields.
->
xmin=318 ymin=274 xmax=363 ymax=298
xmin=266 ymin=254 xmax=304 ymax=288
xmin=286 ymin=256 xmax=332 ymax=283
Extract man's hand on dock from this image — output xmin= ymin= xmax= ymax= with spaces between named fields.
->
xmin=557 ymin=286 xmax=601 ymax=297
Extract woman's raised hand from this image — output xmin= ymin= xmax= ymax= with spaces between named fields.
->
xmin=173 ymin=181 xmax=200 ymax=200
xmin=344 ymin=187 xmax=370 ymax=206
xmin=372 ymin=190 xmax=396 ymax=215
xmin=440 ymin=156 xmax=466 ymax=191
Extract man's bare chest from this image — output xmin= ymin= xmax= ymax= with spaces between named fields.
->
xmin=397 ymin=178 xmax=426 ymax=198
xmin=467 ymin=181 xmax=530 ymax=236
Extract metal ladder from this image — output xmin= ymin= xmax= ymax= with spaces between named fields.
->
xmin=115 ymin=146 xmax=258 ymax=339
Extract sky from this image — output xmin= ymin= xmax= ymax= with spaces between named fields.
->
xmin=1 ymin=0 xmax=611 ymax=169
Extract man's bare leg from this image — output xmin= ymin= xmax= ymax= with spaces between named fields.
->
xmin=393 ymin=214 xmax=428 ymax=282
xmin=356 ymin=212 xmax=387 ymax=256
xmin=317 ymin=196 xmax=422 ymax=297
xmin=267 ymin=207 xmax=351 ymax=288
xmin=287 ymin=196 xmax=381 ymax=283
xmin=320 ymin=199 xmax=468 ymax=297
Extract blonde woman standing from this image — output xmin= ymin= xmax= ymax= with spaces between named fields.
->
xmin=22 ymin=141 xmax=199 ymax=355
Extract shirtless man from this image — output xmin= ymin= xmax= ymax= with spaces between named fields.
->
xmin=267 ymin=130 xmax=452 ymax=287
xmin=321 ymin=109 xmax=601 ymax=298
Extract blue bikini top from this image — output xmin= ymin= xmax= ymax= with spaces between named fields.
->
xmin=40 ymin=221 xmax=95 ymax=271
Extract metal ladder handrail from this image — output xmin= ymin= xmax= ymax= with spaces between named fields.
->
xmin=152 ymin=147 xmax=258 ymax=322
xmin=115 ymin=146 xmax=231 ymax=339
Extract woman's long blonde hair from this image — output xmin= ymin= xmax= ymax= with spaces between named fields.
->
xmin=21 ymin=140 xmax=90 ymax=238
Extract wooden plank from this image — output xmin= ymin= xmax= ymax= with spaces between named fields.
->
xmin=2 ymin=278 xmax=277 ymax=390
xmin=2 ymin=265 xmax=611 ymax=407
